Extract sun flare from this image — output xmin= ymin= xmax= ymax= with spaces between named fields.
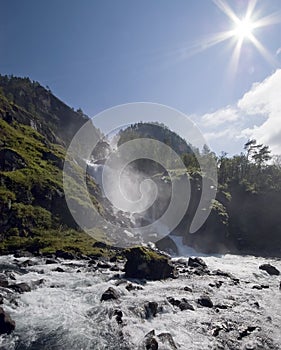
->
xmin=233 ymin=18 xmax=254 ymax=40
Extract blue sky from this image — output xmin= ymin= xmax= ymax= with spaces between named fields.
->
xmin=1 ymin=0 xmax=281 ymax=155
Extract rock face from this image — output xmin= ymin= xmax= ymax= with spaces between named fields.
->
xmin=0 ymin=148 xmax=26 ymax=171
xmin=259 ymin=264 xmax=280 ymax=276
xmin=124 ymin=247 xmax=176 ymax=280
xmin=0 ymin=307 xmax=15 ymax=335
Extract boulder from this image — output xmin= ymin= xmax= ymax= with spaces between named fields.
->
xmin=55 ymin=250 xmax=76 ymax=260
xmin=167 ymin=297 xmax=194 ymax=311
xmin=9 ymin=282 xmax=31 ymax=294
xmin=167 ymin=297 xmax=181 ymax=308
xmin=144 ymin=330 xmax=158 ymax=350
xmin=259 ymin=264 xmax=280 ymax=276
xmin=158 ymin=333 xmax=177 ymax=349
xmin=144 ymin=302 xmax=158 ymax=318
xmin=100 ymin=287 xmax=119 ymax=302
xmin=113 ymin=310 xmax=123 ymax=324
xmin=188 ymin=257 xmax=207 ymax=269
xmin=0 ymin=307 xmax=15 ymax=335
xmin=124 ymin=247 xmax=176 ymax=280
xmin=178 ymin=299 xmax=194 ymax=311
xmin=197 ymin=295 xmax=213 ymax=308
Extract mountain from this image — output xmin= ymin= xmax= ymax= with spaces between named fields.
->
xmin=0 ymin=75 xmax=108 ymax=256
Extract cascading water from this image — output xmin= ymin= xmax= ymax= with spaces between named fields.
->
xmin=1 ymin=254 xmax=281 ymax=349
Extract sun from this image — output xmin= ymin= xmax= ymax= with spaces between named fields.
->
xmin=233 ymin=17 xmax=255 ymax=41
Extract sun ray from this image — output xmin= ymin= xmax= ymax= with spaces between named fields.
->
xmin=213 ymin=0 xmax=240 ymax=25
xmin=248 ymin=34 xmax=279 ymax=67
xmin=228 ymin=38 xmax=244 ymax=78
xmin=211 ymin=0 xmax=281 ymax=70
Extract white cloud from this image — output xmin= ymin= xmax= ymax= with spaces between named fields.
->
xmin=238 ymin=69 xmax=281 ymax=154
xmin=196 ymin=69 xmax=281 ymax=155
xmin=201 ymin=106 xmax=240 ymax=127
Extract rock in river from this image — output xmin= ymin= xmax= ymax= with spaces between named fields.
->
xmin=124 ymin=247 xmax=176 ymax=280
xmin=0 ymin=307 xmax=15 ymax=335
xmin=259 ymin=264 xmax=280 ymax=276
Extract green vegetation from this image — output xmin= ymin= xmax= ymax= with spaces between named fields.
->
xmin=0 ymin=75 xmax=109 ymax=256
xmin=125 ymin=246 xmax=168 ymax=262
xmin=117 ymin=121 xmax=281 ymax=257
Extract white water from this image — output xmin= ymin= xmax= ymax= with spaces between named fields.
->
xmin=1 ymin=254 xmax=281 ymax=349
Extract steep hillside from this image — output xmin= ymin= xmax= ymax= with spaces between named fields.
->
xmin=0 ymin=76 xmax=107 ymax=256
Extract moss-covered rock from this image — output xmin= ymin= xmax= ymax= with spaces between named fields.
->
xmin=124 ymin=246 xmax=176 ymax=280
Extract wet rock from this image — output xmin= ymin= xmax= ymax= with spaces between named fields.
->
xmin=45 ymin=259 xmax=58 ymax=264
xmin=144 ymin=330 xmax=158 ymax=350
xmin=9 ymin=282 xmax=31 ymax=294
xmin=214 ymin=304 xmax=229 ymax=310
xmin=5 ymin=272 xmax=16 ymax=281
xmin=212 ymin=325 xmax=222 ymax=337
xmin=100 ymin=287 xmax=119 ymax=301
xmin=211 ymin=322 xmax=233 ymax=337
xmin=97 ymin=261 xmax=111 ymax=269
xmin=252 ymin=284 xmax=262 ymax=290
xmin=183 ymin=286 xmax=192 ymax=292
xmin=238 ymin=326 xmax=257 ymax=340
xmin=259 ymin=264 xmax=280 ymax=276
xmin=167 ymin=297 xmax=194 ymax=311
xmin=18 ymin=259 xmax=34 ymax=267
xmin=178 ymin=299 xmax=194 ymax=311
xmin=0 ymin=295 xmax=3 ymax=304
xmin=113 ymin=310 xmax=123 ymax=324
xmin=0 ymin=307 xmax=15 ymax=335
xmin=124 ymin=247 xmax=176 ymax=280
xmin=0 ymin=274 xmax=9 ymax=288
xmin=253 ymin=284 xmax=269 ymax=290
xmin=30 ymin=279 xmax=45 ymax=289
xmin=167 ymin=297 xmax=181 ymax=307
xmin=144 ymin=302 xmax=158 ymax=318
xmin=55 ymin=250 xmax=75 ymax=260
xmin=188 ymin=257 xmax=207 ymax=269
xmin=197 ymin=295 xmax=213 ymax=308
xmin=53 ymin=267 xmax=64 ymax=272
xmin=125 ymin=283 xmax=143 ymax=292
xmin=158 ymin=333 xmax=177 ymax=349
xmin=209 ymin=281 xmax=223 ymax=288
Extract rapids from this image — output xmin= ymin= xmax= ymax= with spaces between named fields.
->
xmin=0 ymin=253 xmax=281 ymax=349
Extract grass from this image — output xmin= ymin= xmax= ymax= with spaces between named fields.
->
xmin=0 ymin=94 xmax=108 ymax=256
